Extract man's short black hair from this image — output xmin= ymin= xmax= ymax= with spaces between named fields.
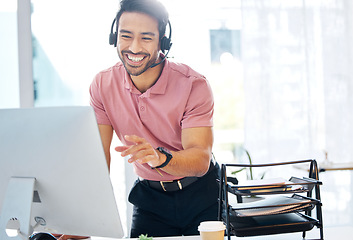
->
xmin=115 ymin=0 xmax=169 ymax=40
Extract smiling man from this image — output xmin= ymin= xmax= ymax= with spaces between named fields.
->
xmin=89 ymin=0 xmax=220 ymax=238
xmin=117 ymin=12 xmax=160 ymax=77
xmin=116 ymin=11 xmax=164 ymax=93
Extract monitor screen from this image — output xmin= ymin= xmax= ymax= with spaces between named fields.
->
xmin=0 ymin=106 xmax=124 ymax=239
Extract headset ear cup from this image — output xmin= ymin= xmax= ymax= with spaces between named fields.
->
xmin=160 ymin=36 xmax=171 ymax=53
xmin=109 ymin=32 xmax=117 ymax=47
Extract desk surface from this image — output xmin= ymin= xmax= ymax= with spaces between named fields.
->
xmin=90 ymin=225 xmax=353 ymax=240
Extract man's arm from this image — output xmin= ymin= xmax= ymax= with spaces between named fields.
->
xmin=116 ymin=126 xmax=213 ymax=177
xmin=164 ymin=126 xmax=213 ymax=177
xmin=98 ymin=124 xmax=114 ymax=170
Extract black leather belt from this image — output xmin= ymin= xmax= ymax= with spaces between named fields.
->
xmin=142 ymin=176 xmax=199 ymax=192
xmin=141 ymin=159 xmax=216 ymax=192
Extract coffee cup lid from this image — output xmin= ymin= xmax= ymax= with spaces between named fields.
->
xmin=198 ymin=221 xmax=226 ymax=232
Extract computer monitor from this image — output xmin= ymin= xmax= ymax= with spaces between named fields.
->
xmin=0 ymin=106 xmax=124 ymax=239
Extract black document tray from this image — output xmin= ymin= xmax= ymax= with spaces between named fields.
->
xmin=227 ymin=212 xmax=316 ymax=237
xmin=218 ymin=159 xmax=324 ymax=239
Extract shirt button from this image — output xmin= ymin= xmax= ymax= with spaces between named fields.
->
xmin=140 ymin=106 xmax=145 ymax=111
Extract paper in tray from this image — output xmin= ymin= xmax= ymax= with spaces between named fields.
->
xmin=231 ymin=195 xmax=314 ymax=217
xmin=230 ymin=177 xmax=306 ymax=194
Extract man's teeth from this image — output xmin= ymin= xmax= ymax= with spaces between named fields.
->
xmin=128 ymin=55 xmax=144 ymax=62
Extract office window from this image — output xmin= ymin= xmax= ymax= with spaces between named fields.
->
xmin=31 ymin=0 xmax=119 ymax=107
xmin=241 ymin=0 xmax=353 ymax=227
xmin=210 ymin=29 xmax=241 ymax=63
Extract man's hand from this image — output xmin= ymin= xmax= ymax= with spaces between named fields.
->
xmin=115 ymin=135 xmax=163 ymax=168
xmin=114 ymin=127 xmax=213 ymax=177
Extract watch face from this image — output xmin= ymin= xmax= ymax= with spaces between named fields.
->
xmin=160 ymin=147 xmax=171 ymax=155
xmin=154 ymin=147 xmax=173 ymax=169
xmin=157 ymin=147 xmax=172 ymax=157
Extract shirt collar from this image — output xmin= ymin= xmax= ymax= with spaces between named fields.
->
xmin=123 ymin=68 xmax=140 ymax=94
xmin=123 ymin=59 xmax=169 ymax=96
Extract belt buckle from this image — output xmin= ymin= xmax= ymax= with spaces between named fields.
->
xmin=159 ymin=180 xmax=173 ymax=191
xmin=177 ymin=180 xmax=183 ymax=190
xmin=159 ymin=180 xmax=183 ymax=191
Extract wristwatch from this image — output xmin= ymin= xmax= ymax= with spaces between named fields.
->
xmin=152 ymin=147 xmax=173 ymax=169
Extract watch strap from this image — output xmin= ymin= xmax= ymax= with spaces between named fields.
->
xmin=152 ymin=147 xmax=173 ymax=169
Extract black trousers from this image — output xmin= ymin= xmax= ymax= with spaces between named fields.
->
xmin=128 ymin=163 xmax=220 ymax=238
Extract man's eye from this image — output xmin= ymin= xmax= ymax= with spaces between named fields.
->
xmin=142 ymin=37 xmax=152 ymax=41
xmin=121 ymin=35 xmax=131 ymax=39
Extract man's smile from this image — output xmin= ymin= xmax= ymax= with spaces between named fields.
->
xmin=127 ymin=54 xmax=144 ymax=62
xmin=124 ymin=52 xmax=148 ymax=66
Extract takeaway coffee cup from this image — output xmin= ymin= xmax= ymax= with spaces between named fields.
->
xmin=198 ymin=221 xmax=226 ymax=240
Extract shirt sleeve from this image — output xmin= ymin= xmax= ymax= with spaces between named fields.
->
xmin=89 ymin=74 xmax=112 ymax=126
xmin=181 ymin=77 xmax=214 ymax=129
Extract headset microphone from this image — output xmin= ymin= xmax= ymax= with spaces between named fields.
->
xmin=109 ymin=17 xmax=172 ymax=68
xmin=149 ymin=40 xmax=172 ymax=68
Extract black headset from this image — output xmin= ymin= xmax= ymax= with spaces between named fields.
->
xmin=109 ymin=16 xmax=172 ymax=68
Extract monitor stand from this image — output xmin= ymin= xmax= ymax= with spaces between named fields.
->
xmin=0 ymin=177 xmax=36 ymax=240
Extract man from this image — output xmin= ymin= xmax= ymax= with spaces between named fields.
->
xmin=89 ymin=0 xmax=219 ymax=237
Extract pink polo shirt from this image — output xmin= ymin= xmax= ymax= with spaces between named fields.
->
xmin=89 ymin=60 xmax=214 ymax=181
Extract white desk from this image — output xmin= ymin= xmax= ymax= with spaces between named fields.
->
xmin=92 ymin=236 xmax=305 ymax=240
xmin=90 ymin=226 xmax=353 ymax=240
